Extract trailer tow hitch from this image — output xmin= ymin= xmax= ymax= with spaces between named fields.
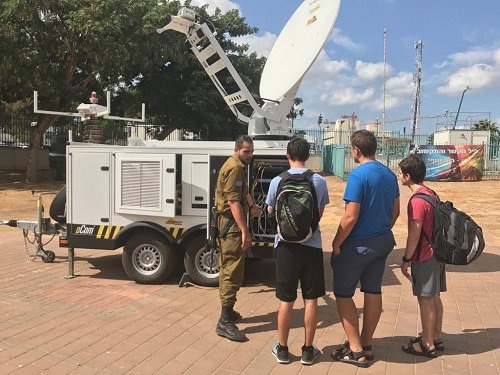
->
xmin=0 ymin=196 xmax=62 ymax=263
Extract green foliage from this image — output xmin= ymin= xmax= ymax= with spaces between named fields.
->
xmin=0 ymin=0 xmax=265 ymax=179
xmin=0 ymin=0 xmax=263 ymax=134
xmin=287 ymin=97 xmax=304 ymax=128
xmin=473 ymin=119 xmax=499 ymax=139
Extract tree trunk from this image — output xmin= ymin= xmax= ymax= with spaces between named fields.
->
xmin=25 ymin=115 xmax=57 ymax=183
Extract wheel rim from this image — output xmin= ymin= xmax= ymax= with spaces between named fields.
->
xmin=132 ymin=244 xmax=161 ymax=275
xmin=195 ymin=246 xmax=220 ymax=279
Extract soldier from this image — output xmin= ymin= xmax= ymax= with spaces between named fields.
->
xmin=215 ymin=135 xmax=260 ymax=341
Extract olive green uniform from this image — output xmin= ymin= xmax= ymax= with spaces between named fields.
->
xmin=216 ymin=155 xmax=249 ymax=307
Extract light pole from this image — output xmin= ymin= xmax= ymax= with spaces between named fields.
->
xmin=453 ymin=85 xmax=472 ymax=129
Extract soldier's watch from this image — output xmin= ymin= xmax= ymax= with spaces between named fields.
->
xmin=402 ymin=256 xmax=411 ymax=263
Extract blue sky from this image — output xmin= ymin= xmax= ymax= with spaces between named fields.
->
xmin=189 ymin=0 xmax=500 ymax=134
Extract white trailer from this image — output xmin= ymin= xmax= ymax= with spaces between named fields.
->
xmin=56 ymin=139 xmax=289 ymax=286
xmin=2 ymin=1 xmax=342 ymax=286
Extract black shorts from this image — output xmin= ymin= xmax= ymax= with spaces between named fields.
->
xmin=275 ymin=242 xmax=325 ymax=302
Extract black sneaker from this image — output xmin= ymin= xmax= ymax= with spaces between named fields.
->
xmin=272 ymin=343 xmax=290 ymax=364
xmin=301 ymin=344 xmax=320 ymax=365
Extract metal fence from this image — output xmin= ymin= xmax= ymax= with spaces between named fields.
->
xmin=0 ymin=114 xmax=160 ymax=148
xmin=296 ymin=128 xmax=500 ymax=180
xmin=1 ymin=114 xmax=499 ymax=179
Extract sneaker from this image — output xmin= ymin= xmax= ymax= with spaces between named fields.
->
xmin=301 ymin=344 xmax=320 ymax=365
xmin=272 ymin=343 xmax=290 ymax=364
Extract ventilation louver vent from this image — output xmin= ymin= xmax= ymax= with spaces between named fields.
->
xmin=121 ymin=161 xmax=161 ymax=209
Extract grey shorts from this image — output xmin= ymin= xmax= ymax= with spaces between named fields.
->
xmin=331 ymin=232 xmax=395 ymax=298
xmin=411 ymin=256 xmax=447 ymax=297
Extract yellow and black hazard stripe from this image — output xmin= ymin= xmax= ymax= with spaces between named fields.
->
xmin=95 ymin=225 xmax=122 ymax=239
xmin=166 ymin=227 xmax=189 ymax=240
xmin=252 ymin=241 xmax=274 ymax=248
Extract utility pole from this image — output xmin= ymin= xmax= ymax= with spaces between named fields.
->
xmin=382 ymin=28 xmax=387 ymax=134
xmin=411 ymin=40 xmax=423 ymax=143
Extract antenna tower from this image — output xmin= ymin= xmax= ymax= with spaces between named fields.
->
xmin=411 ymin=40 xmax=423 ymax=142
xmin=381 ymin=28 xmax=387 ymax=133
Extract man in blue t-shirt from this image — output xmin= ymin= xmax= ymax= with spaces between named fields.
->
xmin=266 ymin=137 xmax=329 ymax=365
xmin=330 ymin=130 xmax=400 ymax=368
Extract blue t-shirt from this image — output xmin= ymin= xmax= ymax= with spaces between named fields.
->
xmin=344 ymin=160 xmax=399 ymax=240
xmin=266 ymin=168 xmax=330 ymax=249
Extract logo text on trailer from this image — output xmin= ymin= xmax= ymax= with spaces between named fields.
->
xmin=75 ymin=225 xmax=96 ymax=235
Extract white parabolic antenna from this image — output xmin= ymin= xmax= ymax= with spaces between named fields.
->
xmin=260 ymin=0 xmax=341 ymax=102
xmin=157 ymin=0 xmax=341 ymax=138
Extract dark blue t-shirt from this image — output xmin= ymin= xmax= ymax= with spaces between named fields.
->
xmin=344 ymin=160 xmax=399 ymax=240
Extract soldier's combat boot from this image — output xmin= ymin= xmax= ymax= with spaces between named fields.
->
xmin=228 ymin=306 xmax=242 ymax=322
xmin=216 ymin=306 xmax=247 ymax=341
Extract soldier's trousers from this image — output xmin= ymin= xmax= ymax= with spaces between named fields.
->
xmin=218 ymin=216 xmax=245 ymax=307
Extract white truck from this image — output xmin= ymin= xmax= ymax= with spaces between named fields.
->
xmin=2 ymin=1 xmax=341 ymax=286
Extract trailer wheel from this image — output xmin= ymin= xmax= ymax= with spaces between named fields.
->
xmin=122 ymin=233 xmax=177 ymax=284
xmin=49 ymin=185 xmax=67 ymax=224
xmin=184 ymin=235 xmax=219 ymax=287
xmin=41 ymin=250 xmax=56 ymax=263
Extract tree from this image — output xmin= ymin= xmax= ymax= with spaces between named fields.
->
xmin=0 ymin=0 xmax=178 ymax=181
xmin=473 ymin=119 xmax=499 ymax=140
xmin=129 ymin=5 xmax=266 ymax=141
xmin=287 ymin=97 xmax=304 ymax=128
xmin=0 ymin=0 xmax=264 ymax=181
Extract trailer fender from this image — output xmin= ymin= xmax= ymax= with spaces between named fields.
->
xmin=176 ymin=224 xmax=206 ymax=248
xmin=115 ymin=221 xmax=176 ymax=249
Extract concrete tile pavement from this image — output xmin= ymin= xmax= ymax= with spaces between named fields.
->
xmin=1 ymin=222 xmax=499 ymax=374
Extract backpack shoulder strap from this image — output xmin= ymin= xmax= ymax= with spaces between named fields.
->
xmin=411 ymin=192 xmax=436 ymax=207
xmin=276 ymin=171 xmax=290 ymax=190
xmin=409 ymin=190 xmax=438 ymax=259
xmin=302 ymin=169 xmax=315 ymax=179
xmin=279 ymin=171 xmax=290 ymax=179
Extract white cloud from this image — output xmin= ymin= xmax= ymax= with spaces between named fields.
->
xmin=355 ymin=61 xmax=387 ymax=82
xmin=319 ymin=87 xmax=375 ymax=106
xmin=232 ymin=32 xmax=276 ymax=58
xmin=331 ymin=28 xmax=360 ymax=51
xmin=386 ymin=71 xmax=414 ymax=95
xmin=445 ymin=49 xmax=496 ymax=67
xmin=438 ymin=63 xmax=500 ymax=95
xmin=436 ymin=47 xmax=500 ymax=95
xmin=188 ymin=0 xmax=239 ymax=14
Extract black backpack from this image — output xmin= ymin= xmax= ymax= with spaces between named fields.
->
xmin=270 ymin=170 xmax=320 ymax=243
xmin=412 ymin=191 xmax=485 ymax=265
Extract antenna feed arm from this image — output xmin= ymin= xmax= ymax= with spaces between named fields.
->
xmin=156 ymin=15 xmax=195 ymax=35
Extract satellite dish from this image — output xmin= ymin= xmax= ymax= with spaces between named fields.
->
xmin=260 ymin=0 xmax=341 ymax=102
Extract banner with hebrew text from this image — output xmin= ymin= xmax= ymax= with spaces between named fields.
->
xmin=409 ymin=145 xmax=484 ymax=181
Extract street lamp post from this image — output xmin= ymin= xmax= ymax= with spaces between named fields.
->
xmin=453 ymin=85 xmax=472 ymax=129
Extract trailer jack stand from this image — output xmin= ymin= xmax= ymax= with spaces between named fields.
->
xmin=64 ymin=248 xmax=76 ymax=279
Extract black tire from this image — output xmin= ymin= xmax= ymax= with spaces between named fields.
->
xmin=122 ymin=232 xmax=177 ymax=284
xmin=41 ymin=250 xmax=56 ymax=263
xmin=184 ymin=235 xmax=219 ymax=287
xmin=49 ymin=185 xmax=67 ymax=224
